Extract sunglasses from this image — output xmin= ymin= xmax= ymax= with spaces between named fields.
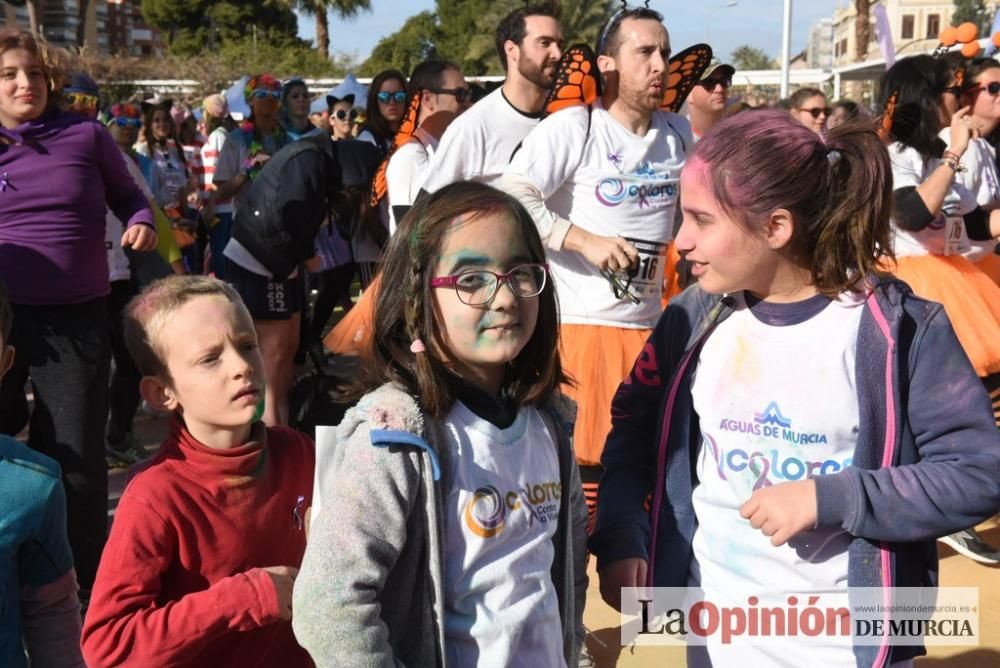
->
xmin=377 ymin=91 xmax=407 ymax=104
xmin=110 ymin=117 xmax=142 ymax=128
xmin=698 ymin=77 xmax=731 ymax=91
xmin=333 ymin=108 xmax=359 ymax=121
xmin=68 ymin=92 xmax=98 ymax=107
xmin=798 ymin=106 xmax=831 ymax=118
xmin=602 ymin=269 xmax=641 ymax=305
xmin=967 ymin=81 xmax=1000 ymax=96
xmin=430 ymin=87 xmax=471 ymax=103
xmin=251 ymin=90 xmax=281 ymax=100
xmin=942 ymin=86 xmax=964 ymax=98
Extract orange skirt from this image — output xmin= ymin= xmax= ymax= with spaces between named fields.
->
xmin=891 ymin=255 xmax=1000 ymax=376
xmin=661 ymin=240 xmax=684 ymax=309
xmin=975 ymin=251 xmax=1000 ymax=287
xmin=323 ymin=275 xmax=379 ymax=357
xmin=559 ymin=324 xmax=651 ymax=467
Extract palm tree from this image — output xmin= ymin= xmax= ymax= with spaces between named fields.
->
xmin=855 ymin=0 xmax=871 ymax=62
xmin=299 ymin=0 xmax=372 ymax=58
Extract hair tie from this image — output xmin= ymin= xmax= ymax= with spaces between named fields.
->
xmin=410 ymin=339 xmax=426 ymax=354
xmin=827 ymin=149 xmax=842 ymax=166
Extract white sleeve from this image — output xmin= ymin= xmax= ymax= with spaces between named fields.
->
xmin=386 ymin=141 xmax=427 ymax=209
xmin=497 ymin=173 xmax=572 ymax=250
xmin=889 ymin=143 xmax=928 ymax=190
xmin=423 ymin=118 xmax=482 ymax=193
xmin=500 ymin=108 xmax=589 ymax=250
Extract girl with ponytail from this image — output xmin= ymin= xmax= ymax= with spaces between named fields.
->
xmin=293 ymin=181 xmax=588 ymax=666
xmin=591 ymin=110 xmax=1000 ymax=667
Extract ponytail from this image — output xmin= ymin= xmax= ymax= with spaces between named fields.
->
xmin=691 ymin=109 xmax=894 ymax=298
xmin=811 ymin=120 xmax=894 ymax=296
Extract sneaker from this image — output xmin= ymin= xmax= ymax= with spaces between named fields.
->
xmin=938 ymin=528 xmax=1000 ymax=564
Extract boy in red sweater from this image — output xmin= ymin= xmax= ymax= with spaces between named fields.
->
xmin=81 ymin=276 xmax=314 ymax=667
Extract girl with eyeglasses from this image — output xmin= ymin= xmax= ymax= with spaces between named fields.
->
xmin=789 ymin=87 xmax=828 ymax=135
xmin=293 ymin=181 xmax=587 ymax=667
xmin=879 ymin=54 xmax=1000 ymax=564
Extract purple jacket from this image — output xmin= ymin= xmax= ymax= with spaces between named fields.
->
xmin=590 ymin=279 xmax=1000 ymax=667
xmin=0 ymin=110 xmax=153 ymax=305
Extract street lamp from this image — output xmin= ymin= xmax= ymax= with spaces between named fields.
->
xmin=705 ymin=1 xmax=738 ymax=46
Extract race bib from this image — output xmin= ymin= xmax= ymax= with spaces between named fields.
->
xmin=624 ymin=237 xmax=668 ymax=302
xmin=943 ymin=214 xmax=966 ymax=256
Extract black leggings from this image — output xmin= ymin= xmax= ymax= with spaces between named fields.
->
xmin=0 ymin=299 xmax=110 ymax=593
xmin=107 ymin=280 xmax=142 ymax=444
xmin=308 ymin=263 xmax=356 ymax=344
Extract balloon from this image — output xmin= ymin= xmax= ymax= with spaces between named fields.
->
xmin=940 ymin=26 xmax=958 ymax=46
xmin=992 ymin=31 xmax=1000 ymax=49
xmin=956 ymin=22 xmax=978 ymax=44
xmin=961 ymin=41 xmax=981 ymax=58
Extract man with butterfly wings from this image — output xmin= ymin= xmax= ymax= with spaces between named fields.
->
xmin=501 ymin=5 xmax=705 ymax=531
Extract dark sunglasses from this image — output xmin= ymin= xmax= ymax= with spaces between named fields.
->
xmin=798 ymin=106 xmax=831 ymax=118
xmin=698 ymin=77 xmax=731 ymax=90
xmin=602 ymin=269 xmax=640 ymax=305
xmin=110 ymin=117 xmax=142 ymax=128
xmin=251 ymin=89 xmax=281 ymax=100
xmin=377 ymin=91 xmax=407 ymax=104
xmin=431 ymin=87 xmax=471 ymax=103
xmin=967 ymin=81 xmax=1000 ymax=96
xmin=333 ymin=108 xmax=359 ymax=121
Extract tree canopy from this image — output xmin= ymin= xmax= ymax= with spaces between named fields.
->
xmin=140 ymin=0 xmax=300 ymax=55
xmin=730 ymin=44 xmax=776 ymax=70
xmin=360 ymin=0 xmax=615 ymax=76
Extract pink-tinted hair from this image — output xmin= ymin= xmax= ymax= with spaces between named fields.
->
xmin=689 ymin=109 xmax=894 ymax=296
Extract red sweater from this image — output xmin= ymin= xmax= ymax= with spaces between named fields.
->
xmin=82 ymin=421 xmax=315 ymax=667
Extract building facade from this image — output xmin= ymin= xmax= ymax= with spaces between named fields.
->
xmin=106 ymin=0 xmax=164 ymax=57
xmin=832 ymin=0 xmax=1000 ymax=66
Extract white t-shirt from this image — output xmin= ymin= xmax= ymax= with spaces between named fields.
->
xmin=507 ymin=101 xmax=691 ymax=328
xmin=937 ymin=131 xmax=1000 ymax=262
xmin=689 ymin=292 xmax=862 ymax=666
xmin=889 ymin=141 xmax=978 ymax=257
xmin=386 ymin=127 xmax=438 ymax=234
xmin=106 ymin=152 xmax=157 ymax=282
xmin=424 ymin=87 xmax=541 ymax=191
xmin=202 ymin=126 xmax=233 ymax=215
xmin=442 ymin=402 xmax=564 ymax=668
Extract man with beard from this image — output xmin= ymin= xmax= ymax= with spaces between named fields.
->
xmin=501 ymin=6 xmax=692 ymax=532
xmin=422 ymin=2 xmax=563 ymax=190
xmin=687 ymin=58 xmax=735 ymax=141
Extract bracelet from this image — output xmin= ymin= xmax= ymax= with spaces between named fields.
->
xmin=941 ymin=157 xmax=967 ymax=173
xmin=942 ymin=149 xmax=962 ymax=162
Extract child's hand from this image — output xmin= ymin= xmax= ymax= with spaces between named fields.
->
xmin=598 ymin=557 xmax=648 ymax=613
xmin=739 ymin=479 xmax=818 ymax=547
xmin=263 ymin=566 xmax=299 ymax=620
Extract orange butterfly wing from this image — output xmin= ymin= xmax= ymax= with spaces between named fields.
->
xmin=661 ymin=44 xmax=714 ymax=113
xmin=544 ymin=44 xmax=602 ymax=117
xmin=369 ymin=93 xmax=422 ymax=208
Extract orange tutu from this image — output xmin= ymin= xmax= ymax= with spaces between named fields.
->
xmin=559 ymin=324 xmax=651 ymax=466
xmin=975 ymin=252 xmax=1000 ymax=287
xmin=661 ymin=240 xmax=684 ymax=309
xmin=323 ymin=275 xmax=379 ymax=357
xmin=890 ymin=255 xmax=1000 ymax=376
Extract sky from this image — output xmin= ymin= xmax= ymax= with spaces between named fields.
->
xmin=297 ymin=0 xmax=842 ymax=67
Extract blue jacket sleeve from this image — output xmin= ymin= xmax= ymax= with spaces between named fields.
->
xmin=815 ymin=305 xmax=1000 ymax=540
xmin=589 ymin=302 xmax=693 ymax=569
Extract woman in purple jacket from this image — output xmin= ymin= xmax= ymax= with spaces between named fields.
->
xmin=0 ymin=28 xmax=155 ymax=599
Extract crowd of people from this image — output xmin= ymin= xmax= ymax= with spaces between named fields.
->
xmin=1 ymin=1 xmax=999 ymax=666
